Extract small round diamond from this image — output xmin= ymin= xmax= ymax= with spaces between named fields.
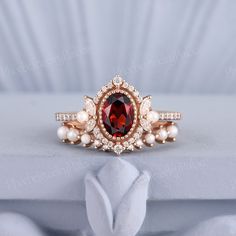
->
xmin=127 ymin=144 xmax=134 ymax=151
xmin=103 ymin=145 xmax=109 ymax=151
xmin=133 ymin=132 xmax=140 ymax=140
xmin=107 ymin=82 xmax=113 ymax=88
xmin=97 ymin=90 xmax=103 ymax=97
xmin=97 ymin=133 xmax=103 ymax=139
xmin=102 ymin=86 xmax=107 ymax=92
xmin=128 ymin=85 xmax=134 ymax=91
xmin=113 ymin=144 xmax=124 ymax=155
xmin=94 ymin=140 xmax=101 ymax=147
xmin=113 ymin=75 xmax=123 ymax=86
xmin=123 ymin=82 xmax=129 ymax=88
xmin=123 ymin=141 xmax=129 ymax=147
xmin=108 ymin=141 xmax=114 ymax=148
xmin=137 ymin=127 xmax=143 ymax=134
xmin=135 ymin=139 xmax=143 ymax=148
xmin=134 ymin=90 xmax=139 ymax=96
xmin=129 ymin=138 xmax=135 ymax=144
xmin=102 ymin=138 xmax=108 ymax=144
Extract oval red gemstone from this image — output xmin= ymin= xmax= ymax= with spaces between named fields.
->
xmin=102 ymin=93 xmax=134 ymax=137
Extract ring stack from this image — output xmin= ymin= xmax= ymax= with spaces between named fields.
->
xmin=55 ymin=75 xmax=182 ymax=155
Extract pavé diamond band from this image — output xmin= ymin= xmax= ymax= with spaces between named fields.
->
xmin=55 ymin=75 xmax=182 ymax=155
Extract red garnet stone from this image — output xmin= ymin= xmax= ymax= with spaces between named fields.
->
xmin=102 ymin=93 xmax=134 ymax=137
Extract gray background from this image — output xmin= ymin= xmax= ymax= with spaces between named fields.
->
xmin=0 ymin=0 xmax=236 ymax=94
xmin=0 ymin=1 xmax=236 ymax=235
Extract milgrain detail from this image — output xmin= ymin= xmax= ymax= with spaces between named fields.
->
xmin=55 ymin=112 xmax=78 ymax=122
xmin=158 ymin=111 xmax=181 ymax=121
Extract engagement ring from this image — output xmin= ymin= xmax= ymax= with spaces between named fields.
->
xmin=55 ymin=75 xmax=181 ymax=155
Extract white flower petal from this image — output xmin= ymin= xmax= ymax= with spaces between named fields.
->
xmin=114 ymin=171 xmax=151 ymax=236
xmin=85 ymin=173 xmax=113 ymax=236
xmin=97 ymin=159 xmax=139 ymax=213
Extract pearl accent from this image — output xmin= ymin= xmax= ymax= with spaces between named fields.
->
xmin=156 ymin=128 xmax=168 ymax=141
xmin=145 ymin=133 xmax=155 ymax=144
xmin=67 ymin=128 xmax=79 ymax=142
xmin=81 ymin=133 xmax=91 ymax=145
xmin=167 ymin=125 xmax=178 ymax=138
xmin=77 ymin=111 xmax=89 ymax=123
xmin=136 ymin=139 xmax=143 ymax=147
xmin=147 ymin=111 xmax=159 ymax=123
xmin=57 ymin=126 xmax=69 ymax=140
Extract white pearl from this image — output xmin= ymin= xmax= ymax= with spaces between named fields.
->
xmin=67 ymin=128 xmax=79 ymax=142
xmin=77 ymin=111 xmax=89 ymax=123
xmin=156 ymin=128 xmax=168 ymax=141
xmin=57 ymin=126 xmax=69 ymax=140
xmin=136 ymin=139 xmax=143 ymax=147
xmin=147 ymin=111 xmax=159 ymax=123
xmin=145 ymin=133 xmax=155 ymax=144
xmin=167 ymin=125 xmax=178 ymax=138
xmin=81 ymin=133 xmax=91 ymax=145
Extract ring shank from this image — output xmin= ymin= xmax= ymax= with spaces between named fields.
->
xmin=55 ymin=111 xmax=181 ymax=122
xmin=55 ymin=112 xmax=78 ymax=122
xmin=158 ymin=111 xmax=181 ymax=121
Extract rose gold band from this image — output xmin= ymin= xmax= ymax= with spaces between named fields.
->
xmin=55 ymin=111 xmax=181 ymax=122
